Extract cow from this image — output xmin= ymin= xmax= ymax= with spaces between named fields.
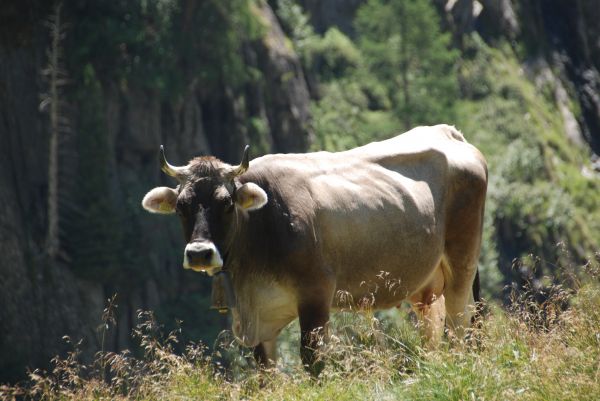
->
xmin=142 ymin=124 xmax=487 ymax=375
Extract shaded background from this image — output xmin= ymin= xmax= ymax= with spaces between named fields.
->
xmin=1 ymin=0 xmax=599 ymax=382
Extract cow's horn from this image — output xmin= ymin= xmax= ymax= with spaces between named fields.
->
xmin=229 ymin=145 xmax=250 ymax=177
xmin=159 ymin=145 xmax=187 ymax=181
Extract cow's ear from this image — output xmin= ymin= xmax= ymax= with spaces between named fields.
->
xmin=142 ymin=187 xmax=178 ymax=214
xmin=235 ymin=183 xmax=268 ymax=211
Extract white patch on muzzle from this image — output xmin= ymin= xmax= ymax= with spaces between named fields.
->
xmin=183 ymin=241 xmax=223 ymax=276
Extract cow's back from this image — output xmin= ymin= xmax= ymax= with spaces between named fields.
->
xmin=245 ymin=125 xmax=486 ymax=309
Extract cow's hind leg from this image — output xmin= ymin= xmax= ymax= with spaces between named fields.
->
xmin=443 ymin=170 xmax=486 ymax=340
xmin=409 ymin=263 xmax=446 ymax=348
xmin=443 ymin=229 xmax=482 ymax=339
xmin=444 ymin=276 xmax=476 ymax=340
xmin=411 ymin=294 xmax=446 ymax=348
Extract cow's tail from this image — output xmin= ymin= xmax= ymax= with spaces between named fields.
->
xmin=471 ymin=268 xmax=483 ymax=327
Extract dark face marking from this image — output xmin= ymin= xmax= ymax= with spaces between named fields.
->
xmin=176 ymin=178 xmax=236 ymax=251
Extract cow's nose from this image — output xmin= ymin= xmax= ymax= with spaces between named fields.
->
xmin=183 ymin=241 xmax=223 ymax=271
xmin=186 ymin=246 xmax=214 ymax=264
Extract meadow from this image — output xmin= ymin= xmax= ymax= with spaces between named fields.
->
xmin=3 ymin=262 xmax=599 ymax=401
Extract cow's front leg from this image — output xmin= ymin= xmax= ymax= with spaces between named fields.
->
xmin=298 ymin=301 xmax=330 ymax=377
xmin=253 ymin=338 xmax=277 ymax=368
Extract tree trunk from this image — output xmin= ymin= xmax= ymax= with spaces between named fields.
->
xmin=45 ymin=2 xmax=64 ymax=259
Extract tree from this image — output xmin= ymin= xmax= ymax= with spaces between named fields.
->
xmin=355 ymin=0 xmax=459 ymax=129
xmin=40 ymin=2 xmax=68 ymax=259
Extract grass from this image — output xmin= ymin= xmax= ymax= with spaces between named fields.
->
xmin=2 ymin=263 xmax=600 ymax=401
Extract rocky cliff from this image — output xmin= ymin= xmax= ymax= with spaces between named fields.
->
xmin=439 ymin=0 xmax=600 ymax=154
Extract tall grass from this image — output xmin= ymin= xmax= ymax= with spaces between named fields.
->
xmin=2 ymin=263 xmax=599 ymax=400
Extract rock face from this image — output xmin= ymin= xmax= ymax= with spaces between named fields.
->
xmin=0 ymin=1 xmax=311 ymax=381
xmin=297 ymin=0 xmax=365 ymax=36
xmin=531 ymin=0 xmax=600 ymax=155
xmin=436 ymin=0 xmax=600 ymax=155
xmin=252 ymin=3 xmax=313 ymax=151
xmin=478 ymin=0 xmax=519 ymax=39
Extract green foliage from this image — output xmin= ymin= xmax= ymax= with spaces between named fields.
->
xmin=66 ymin=65 xmax=123 ymax=282
xmin=276 ymin=0 xmax=316 ymax=53
xmin=247 ymin=116 xmax=272 ymax=155
xmin=311 ymin=79 xmax=400 ymax=151
xmin=66 ymin=0 xmax=262 ymax=99
xmin=496 ymin=139 xmax=547 ymax=184
xmin=304 ymin=0 xmax=461 ymax=152
xmin=455 ymin=34 xmax=600 ymax=281
xmin=355 ymin=0 xmax=459 ymax=128
xmin=277 ymin=1 xmax=361 ymax=81
xmin=66 ymin=0 xmax=177 ymax=94
xmin=174 ymin=0 xmax=263 ymax=91
xmin=276 ymin=2 xmax=402 ymax=151
xmin=304 ymin=28 xmax=361 ymax=81
xmin=495 ymin=182 xmax=576 ymax=248
xmin=478 ymin=197 xmax=503 ymax=299
xmin=311 ymin=79 xmax=369 ymax=151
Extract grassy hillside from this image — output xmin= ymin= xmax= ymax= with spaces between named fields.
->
xmin=454 ymin=37 xmax=600 ymax=298
xmin=3 ymin=267 xmax=598 ymax=400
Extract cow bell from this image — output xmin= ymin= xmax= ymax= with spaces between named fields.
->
xmin=210 ymin=270 xmax=236 ymax=314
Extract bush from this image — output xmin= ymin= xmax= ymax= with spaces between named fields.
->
xmin=304 ymin=28 xmax=361 ymax=81
xmin=311 ymin=79 xmax=400 ymax=151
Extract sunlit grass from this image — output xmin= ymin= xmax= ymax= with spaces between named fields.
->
xmin=2 ymin=268 xmax=600 ymax=400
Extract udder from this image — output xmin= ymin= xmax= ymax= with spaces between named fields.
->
xmin=408 ymin=260 xmax=447 ymax=312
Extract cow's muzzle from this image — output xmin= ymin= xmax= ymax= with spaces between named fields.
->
xmin=183 ymin=241 xmax=223 ymax=275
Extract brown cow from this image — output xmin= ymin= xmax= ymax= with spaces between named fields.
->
xmin=142 ymin=124 xmax=487 ymax=375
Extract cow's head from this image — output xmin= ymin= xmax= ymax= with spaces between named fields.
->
xmin=141 ymin=145 xmax=268 ymax=275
